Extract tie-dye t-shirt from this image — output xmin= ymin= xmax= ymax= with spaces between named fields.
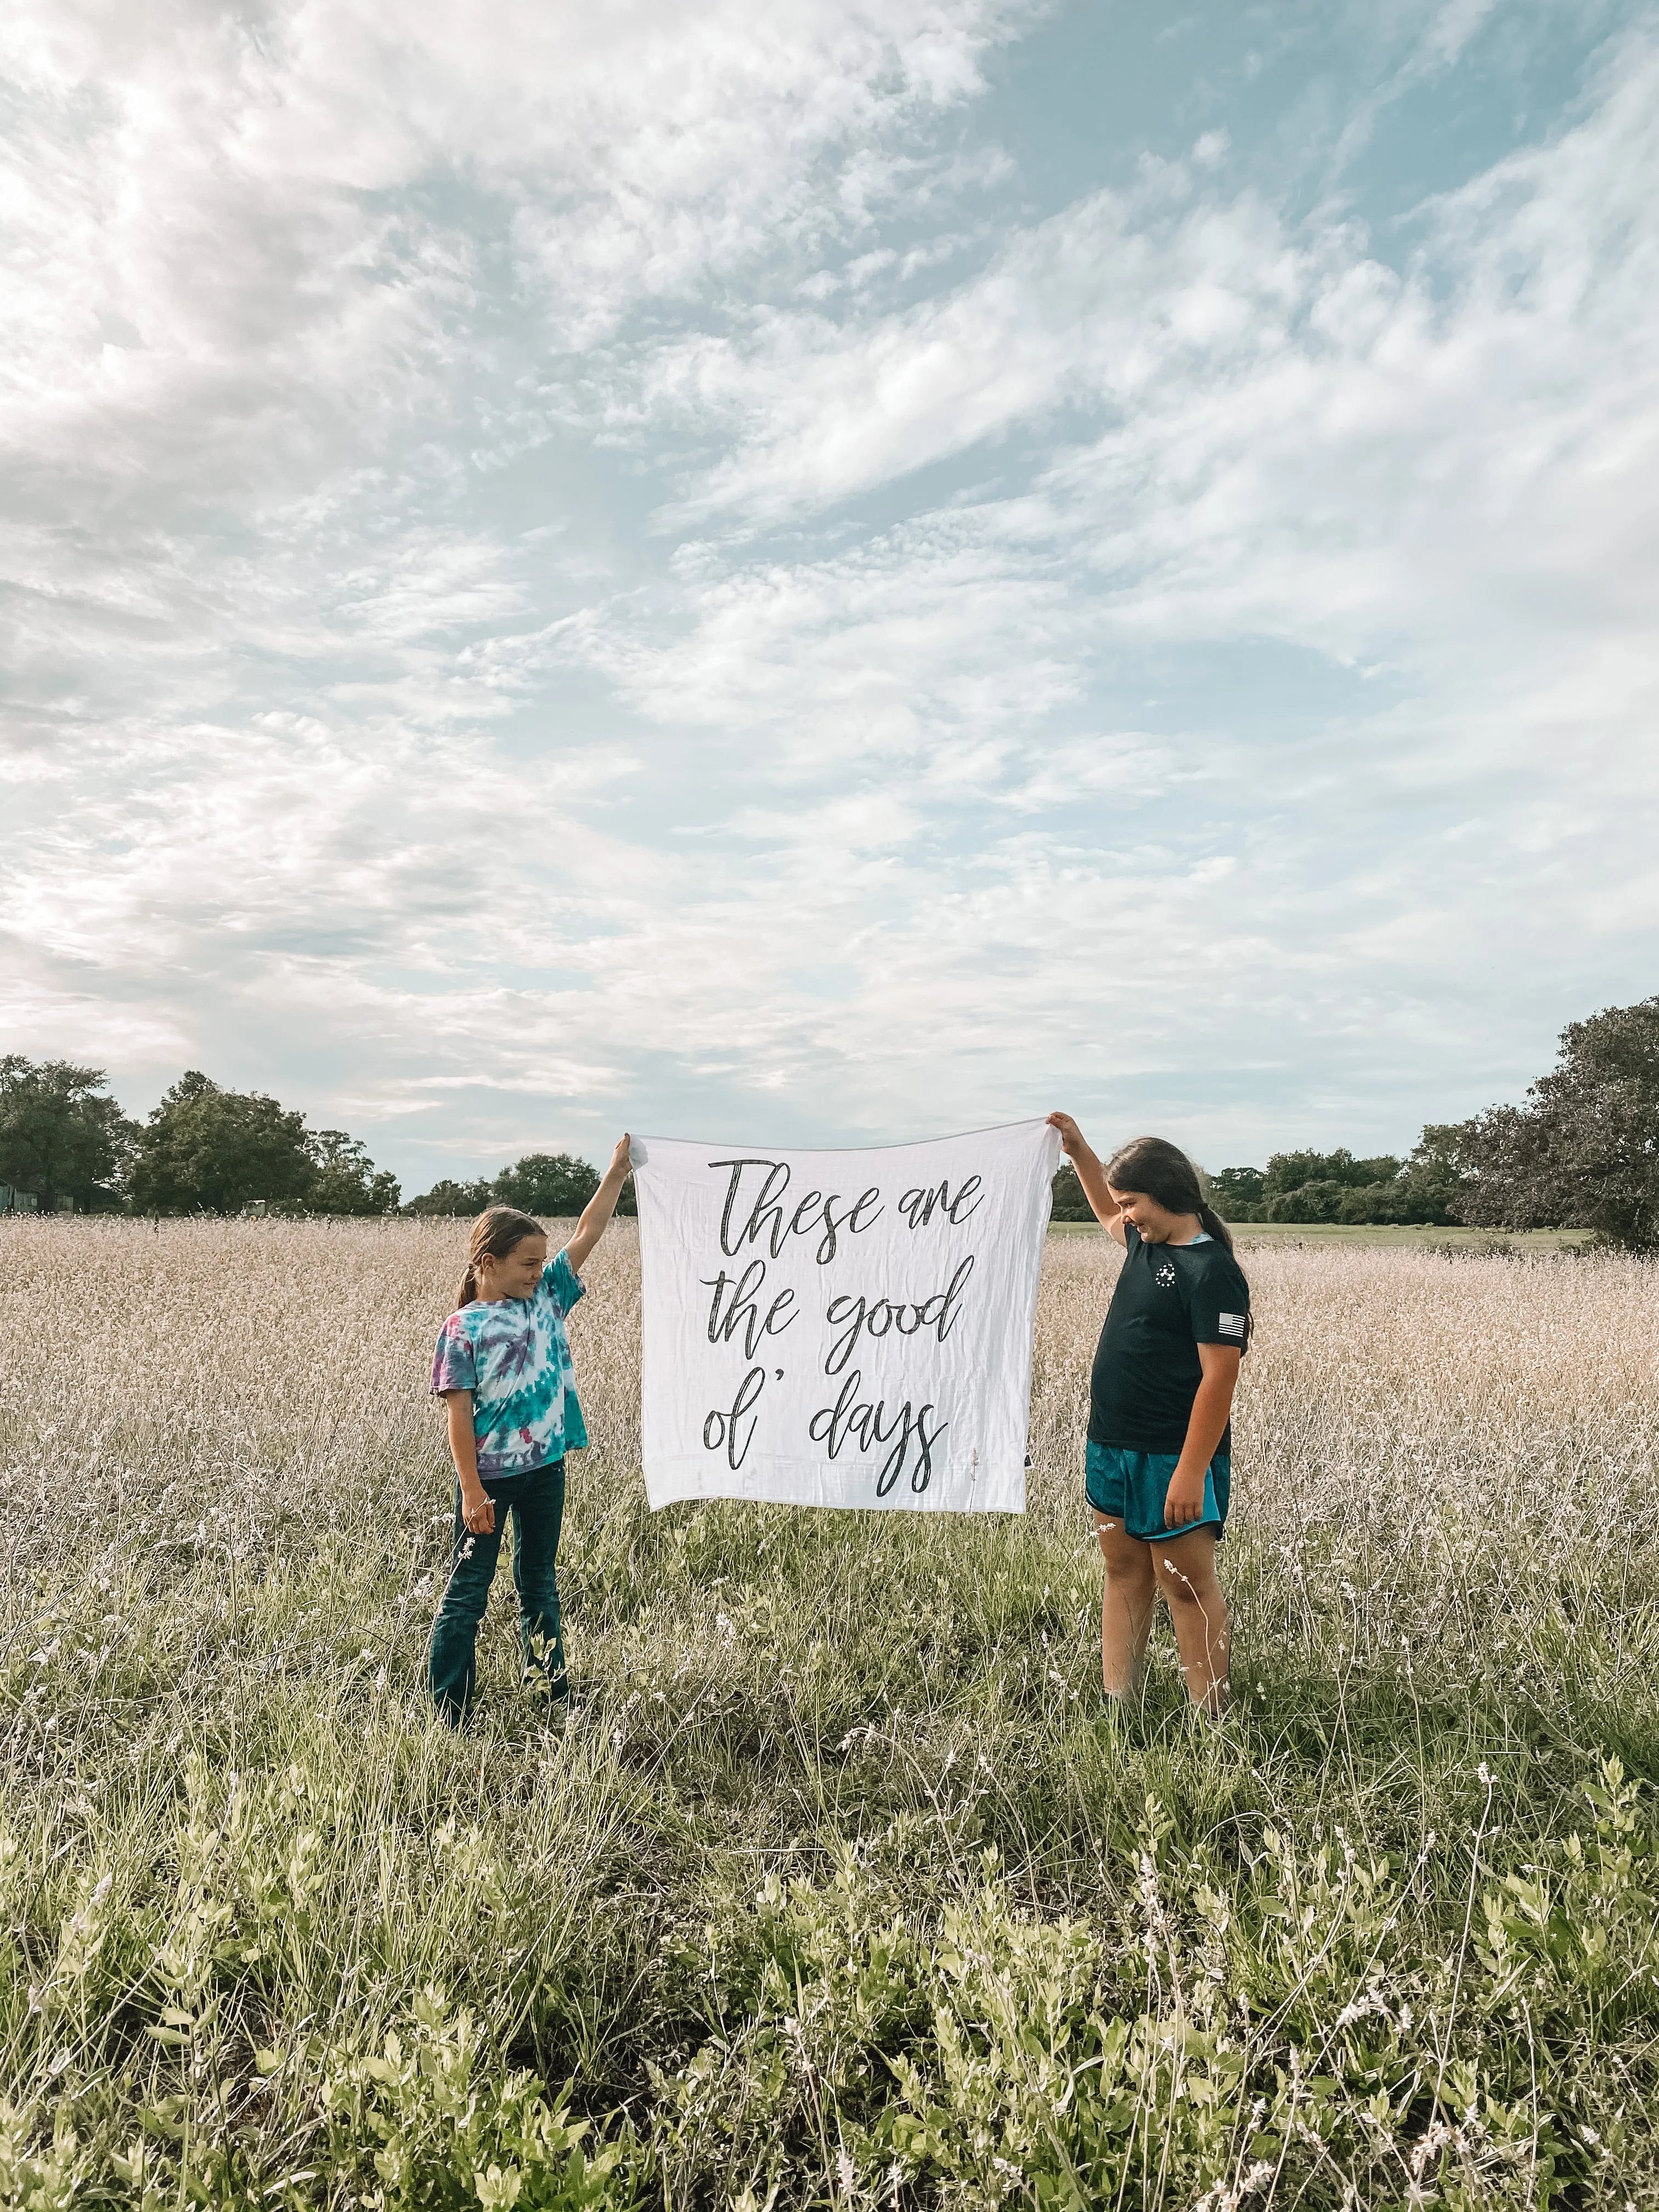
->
xmin=430 ymin=1250 xmax=589 ymax=1478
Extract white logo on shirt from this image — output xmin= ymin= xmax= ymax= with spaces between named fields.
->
xmin=1156 ymin=1262 xmax=1177 ymax=1287
xmin=1219 ymin=1312 xmax=1245 ymax=1336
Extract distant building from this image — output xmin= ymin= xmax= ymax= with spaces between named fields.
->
xmin=0 ymin=1187 xmax=40 ymax=1214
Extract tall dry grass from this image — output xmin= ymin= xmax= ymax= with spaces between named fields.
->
xmin=1 ymin=1217 xmax=1657 ymax=2207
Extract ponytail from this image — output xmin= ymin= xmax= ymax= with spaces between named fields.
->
xmin=1195 ymin=1200 xmax=1235 ymax=1256
xmin=455 ymin=1205 xmax=544 ymax=1308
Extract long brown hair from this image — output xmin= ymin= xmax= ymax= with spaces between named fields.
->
xmin=456 ymin=1205 xmax=544 ymax=1307
xmin=1103 ymin=1135 xmax=1239 ymax=1256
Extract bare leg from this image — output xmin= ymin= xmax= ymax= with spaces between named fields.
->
xmin=1152 ymin=1527 xmax=1230 ymax=1716
xmin=1095 ymin=1513 xmax=1156 ymax=1702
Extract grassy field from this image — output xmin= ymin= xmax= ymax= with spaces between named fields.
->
xmin=2 ymin=1218 xmax=1657 ymax=2208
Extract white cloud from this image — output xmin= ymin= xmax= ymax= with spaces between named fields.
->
xmin=636 ymin=22 xmax=1659 ymax=715
xmin=552 ymin=509 xmax=1082 ymax=772
xmin=575 ymin=22 xmax=1659 ymax=808
xmin=637 ymin=162 xmax=1306 ymax=525
xmin=0 ymin=0 xmax=1032 ymax=507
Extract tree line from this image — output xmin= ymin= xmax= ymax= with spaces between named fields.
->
xmin=0 ymin=1061 xmax=400 ymax=1215
xmin=404 ymin=1158 xmax=636 ymax=1219
xmin=0 ymin=1059 xmax=631 ymax=1221
xmin=6 ymin=994 xmax=1656 ymax=1242
xmin=1050 ymin=995 xmax=1659 ymax=1249
xmin=1203 ymin=1137 xmax=1463 ymax=1225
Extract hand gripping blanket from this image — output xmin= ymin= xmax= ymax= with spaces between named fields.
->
xmin=631 ymin=1118 xmax=1062 ymax=1514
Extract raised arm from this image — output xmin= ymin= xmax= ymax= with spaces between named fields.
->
xmin=564 ymin=1134 xmax=633 ymax=1276
xmin=1046 ymin=1112 xmax=1127 ymax=1244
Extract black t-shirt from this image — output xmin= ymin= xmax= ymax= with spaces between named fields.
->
xmin=1088 ymin=1225 xmax=1250 ymax=1454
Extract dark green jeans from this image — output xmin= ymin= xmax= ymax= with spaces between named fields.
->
xmin=428 ymin=1459 xmax=566 ymax=1725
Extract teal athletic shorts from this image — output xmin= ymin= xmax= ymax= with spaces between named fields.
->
xmin=1085 ymin=1439 xmax=1230 ymax=1543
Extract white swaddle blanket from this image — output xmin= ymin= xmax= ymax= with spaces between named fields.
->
xmin=632 ymin=1118 xmax=1062 ymax=1514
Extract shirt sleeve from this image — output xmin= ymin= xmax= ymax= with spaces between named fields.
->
xmin=546 ymin=1249 xmax=586 ymax=1317
xmin=431 ymin=1315 xmax=479 ymax=1396
xmin=1187 ymin=1255 xmax=1250 ymax=1351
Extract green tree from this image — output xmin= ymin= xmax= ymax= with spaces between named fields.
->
xmin=407 ymin=1148 xmax=638 ymax=1220
xmin=1444 ymin=997 xmax=1659 ymax=1248
xmin=1250 ymin=1141 xmax=1458 ymax=1226
xmin=1263 ymin=1148 xmax=1402 ymax=1198
xmin=129 ymin=1072 xmax=318 ymax=1214
xmin=307 ymin=1129 xmax=400 ymax=1215
xmin=1209 ymin=1165 xmax=1265 ymax=1218
xmin=1049 ymin=1163 xmax=1096 ymax=1221
xmin=405 ymin=1178 xmax=494 ymax=1217
xmin=493 ymin=1152 xmax=601 ymax=1216
xmin=1393 ymin=1129 xmax=1465 ymax=1224
xmin=1262 ymin=1148 xmax=1331 ymax=1198
xmin=0 ymin=1056 xmax=136 ymax=1211
xmin=1264 ymin=1177 xmax=1346 ymax=1223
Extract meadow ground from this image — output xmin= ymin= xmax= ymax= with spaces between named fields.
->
xmin=2 ymin=1219 xmax=1657 ymax=2209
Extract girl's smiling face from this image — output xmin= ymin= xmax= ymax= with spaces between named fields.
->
xmin=476 ymin=1232 xmax=548 ymax=1301
xmin=1105 ymin=1184 xmax=1199 ymax=1246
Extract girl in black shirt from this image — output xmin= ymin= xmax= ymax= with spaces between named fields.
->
xmin=1047 ymin=1116 xmax=1249 ymax=1717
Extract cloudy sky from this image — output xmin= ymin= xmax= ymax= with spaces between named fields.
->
xmin=4 ymin=0 xmax=1656 ymax=1190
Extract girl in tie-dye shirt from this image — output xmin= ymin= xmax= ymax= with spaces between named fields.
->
xmin=427 ymin=1137 xmax=631 ymax=1724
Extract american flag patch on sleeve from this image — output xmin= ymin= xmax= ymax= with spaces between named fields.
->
xmin=1219 ymin=1312 xmax=1246 ymax=1337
